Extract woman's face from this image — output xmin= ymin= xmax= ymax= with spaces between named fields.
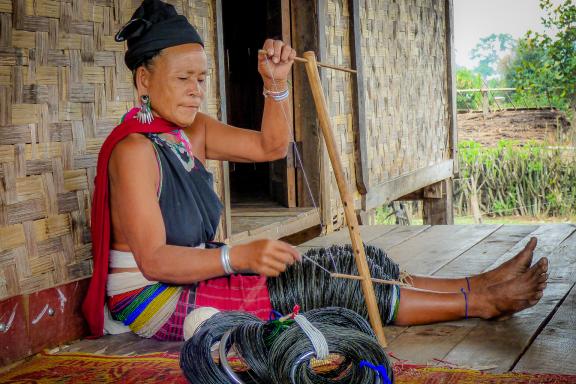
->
xmin=137 ymin=43 xmax=207 ymax=127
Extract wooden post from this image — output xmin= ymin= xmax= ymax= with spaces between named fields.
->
xmin=423 ymin=179 xmax=454 ymax=225
xmin=481 ymin=86 xmax=489 ymax=119
xmin=302 ymin=51 xmax=387 ymax=347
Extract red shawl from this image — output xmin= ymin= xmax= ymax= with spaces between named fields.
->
xmin=82 ymin=109 xmax=176 ymax=337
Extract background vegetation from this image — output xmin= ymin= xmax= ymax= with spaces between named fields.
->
xmin=456 ymin=0 xmax=575 ymax=117
xmin=378 ymin=1 xmax=575 ymax=225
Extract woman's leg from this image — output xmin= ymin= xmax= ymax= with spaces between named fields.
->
xmin=269 ymin=241 xmax=548 ymax=326
xmin=406 ymin=237 xmax=539 ymax=293
xmin=395 ymin=255 xmax=548 ymax=325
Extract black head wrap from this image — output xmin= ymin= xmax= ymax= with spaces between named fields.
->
xmin=115 ymin=0 xmax=204 ymax=70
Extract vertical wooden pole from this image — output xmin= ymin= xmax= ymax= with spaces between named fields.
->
xmin=302 ymin=51 xmax=387 ymax=347
xmin=423 ymin=179 xmax=454 ymax=225
xmin=214 ymin=0 xmax=232 ymax=241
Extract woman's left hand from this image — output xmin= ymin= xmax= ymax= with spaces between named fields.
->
xmin=258 ymin=39 xmax=296 ymax=86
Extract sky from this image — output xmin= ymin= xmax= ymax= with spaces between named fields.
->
xmin=453 ymin=0 xmax=560 ymax=69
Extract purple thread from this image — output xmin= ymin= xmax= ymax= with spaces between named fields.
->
xmin=359 ymin=360 xmax=392 ymax=384
xmin=466 ymin=276 xmax=471 ymax=292
xmin=460 ymin=288 xmax=469 ymax=319
xmin=269 ymin=310 xmax=284 ymax=321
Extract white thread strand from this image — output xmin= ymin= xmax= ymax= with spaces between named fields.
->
xmin=301 ymin=253 xmax=332 ymax=275
xmin=262 ymin=55 xmax=339 ymax=273
xmin=293 ymin=314 xmax=329 ymax=360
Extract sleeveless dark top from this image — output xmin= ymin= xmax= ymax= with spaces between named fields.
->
xmin=146 ymin=131 xmax=223 ymax=247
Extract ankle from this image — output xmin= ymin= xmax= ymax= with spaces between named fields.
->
xmin=467 ymin=291 xmax=494 ymax=319
xmin=469 ymin=274 xmax=490 ymax=291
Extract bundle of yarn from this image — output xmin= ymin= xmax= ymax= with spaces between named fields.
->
xmin=180 ymin=306 xmax=393 ymax=384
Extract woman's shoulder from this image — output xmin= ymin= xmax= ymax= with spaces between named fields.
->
xmin=109 ymin=133 xmax=156 ymax=172
xmin=113 ymin=133 xmax=154 ymax=153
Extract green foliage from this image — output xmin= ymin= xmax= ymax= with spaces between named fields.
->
xmin=456 ymin=67 xmax=483 ymax=90
xmin=504 ymin=0 xmax=576 ymax=113
xmin=455 ymin=140 xmax=576 ymax=217
xmin=456 ymin=68 xmax=482 ymax=109
xmin=470 ymin=33 xmax=516 ymax=78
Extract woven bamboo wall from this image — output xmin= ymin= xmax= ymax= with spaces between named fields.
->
xmin=360 ymin=0 xmax=449 ymax=186
xmin=322 ymin=0 xmax=359 ymax=227
xmin=0 ymin=0 xmax=221 ymax=300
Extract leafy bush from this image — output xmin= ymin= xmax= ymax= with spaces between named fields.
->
xmin=455 ymin=140 xmax=576 ymax=217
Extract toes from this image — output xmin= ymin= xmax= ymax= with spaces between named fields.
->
xmin=539 ymin=257 xmax=549 ymax=272
xmin=537 ymin=273 xmax=549 ymax=283
xmin=538 ymin=282 xmax=547 ymax=290
xmin=528 ymin=291 xmax=543 ymax=306
xmin=527 ymin=237 xmax=538 ymax=251
xmin=527 ymin=262 xmax=543 ymax=278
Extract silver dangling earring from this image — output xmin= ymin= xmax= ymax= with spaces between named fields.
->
xmin=137 ymin=95 xmax=154 ymax=124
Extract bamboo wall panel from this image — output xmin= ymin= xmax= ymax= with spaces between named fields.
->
xmin=322 ymin=0 xmax=450 ymax=227
xmin=0 ymin=0 xmax=221 ymax=300
xmin=323 ymin=0 xmax=360 ymax=228
xmin=359 ymin=0 xmax=449 ymax=186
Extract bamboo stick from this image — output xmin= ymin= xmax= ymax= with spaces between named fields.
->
xmin=258 ymin=49 xmax=357 ymax=74
xmin=302 ymin=51 xmax=387 ymax=347
xmin=330 ymin=273 xmax=410 ymax=287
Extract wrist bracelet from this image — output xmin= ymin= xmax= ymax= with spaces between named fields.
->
xmin=263 ymin=87 xmax=289 ymax=101
xmin=220 ymin=245 xmax=235 ymax=275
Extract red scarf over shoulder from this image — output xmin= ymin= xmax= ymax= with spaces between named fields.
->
xmin=82 ymin=109 xmax=176 ymax=337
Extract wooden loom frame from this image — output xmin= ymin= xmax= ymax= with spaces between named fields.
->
xmin=260 ymin=49 xmax=389 ymax=346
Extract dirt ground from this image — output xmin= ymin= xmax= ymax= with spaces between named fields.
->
xmin=457 ymin=108 xmax=573 ymax=146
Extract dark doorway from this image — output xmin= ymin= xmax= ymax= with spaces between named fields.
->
xmin=221 ymin=0 xmax=295 ymax=208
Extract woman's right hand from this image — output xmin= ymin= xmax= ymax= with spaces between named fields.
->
xmin=230 ymin=239 xmax=301 ymax=277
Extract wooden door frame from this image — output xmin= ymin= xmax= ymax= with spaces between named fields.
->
xmin=215 ymin=0 xmax=232 ymax=240
xmin=290 ymin=0 xmax=323 ymax=218
xmin=281 ymin=0 xmax=297 ymax=208
xmin=216 ymin=0 xmax=300 ymax=240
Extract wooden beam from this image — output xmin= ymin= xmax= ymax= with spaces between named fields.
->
xmin=316 ymin=0 xmax=333 ymax=233
xmin=396 ymin=190 xmax=424 ymax=201
xmin=229 ymin=208 xmax=320 ymax=245
xmin=363 ymin=160 xmax=454 ymax=211
xmin=423 ymin=179 xmax=454 ymax=225
xmin=445 ymin=0 xmax=459 ymax=175
xmin=281 ymin=0 xmax=296 ymax=208
xmin=423 ymin=182 xmax=444 ymax=199
xmin=290 ymin=0 xmax=321 ymax=210
xmin=214 ymin=0 xmax=231 ymax=240
xmin=257 ymin=49 xmax=356 ymax=74
xmin=348 ymin=0 xmax=369 ymax=195
xmin=303 ymin=51 xmax=387 ymax=347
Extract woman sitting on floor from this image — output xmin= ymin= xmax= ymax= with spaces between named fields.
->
xmin=82 ymin=0 xmax=549 ymax=340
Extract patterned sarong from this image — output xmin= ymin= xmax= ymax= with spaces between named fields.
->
xmin=108 ymin=274 xmax=272 ymax=341
xmin=108 ymin=283 xmax=182 ymax=338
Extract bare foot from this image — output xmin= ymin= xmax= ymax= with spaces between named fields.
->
xmin=469 ymin=257 xmax=549 ymax=319
xmin=470 ymin=237 xmax=538 ymax=291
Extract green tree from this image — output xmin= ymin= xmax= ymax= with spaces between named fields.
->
xmin=470 ymin=33 xmax=516 ymax=78
xmin=456 ymin=67 xmax=483 ymax=109
xmin=509 ymin=0 xmax=576 ymax=116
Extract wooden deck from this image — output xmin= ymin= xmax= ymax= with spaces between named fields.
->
xmin=60 ymin=224 xmax=576 ymax=374
xmin=229 ymin=203 xmax=319 ymax=245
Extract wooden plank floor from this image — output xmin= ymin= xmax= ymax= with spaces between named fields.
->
xmin=59 ymin=224 xmax=576 ymax=374
xmin=229 ymin=202 xmax=318 ymax=245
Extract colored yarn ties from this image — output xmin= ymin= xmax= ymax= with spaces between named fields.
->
xmin=179 ymin=307 xmax=394 ymax=384
xmin=460 ymin=288 xmax=469 ymax=319
xmin=359 ymin=361 xmax=393 ymax=384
